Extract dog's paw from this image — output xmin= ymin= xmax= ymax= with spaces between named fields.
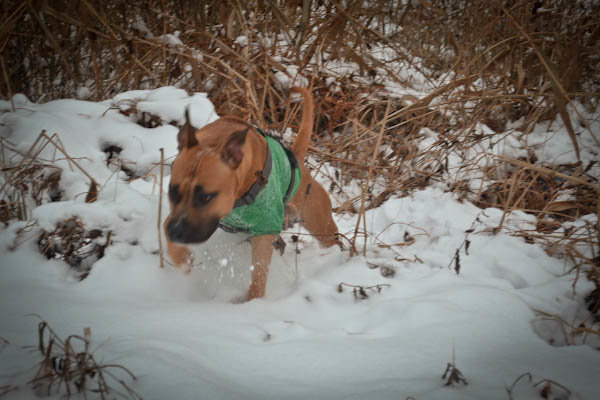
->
xmin=168 ymin=253 xmax=194 ymax=274
xmin=230 ymin=294 xmax=249 ymax=304
xmin=166 ymin=242 xmax=192 ymax=266
xmin=176 ymin=253 xmax=194 ymax=274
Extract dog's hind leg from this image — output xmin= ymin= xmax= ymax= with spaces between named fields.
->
xmin=289 ymin=173 xmax=339 ymax=248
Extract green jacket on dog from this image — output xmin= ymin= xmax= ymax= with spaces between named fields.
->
xmin=220 ymin=135 xmax=301 ymax=236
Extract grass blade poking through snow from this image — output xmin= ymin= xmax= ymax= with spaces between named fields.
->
xmin=353 ymin=99 xmax=391 ymax=256
xmin=158 ymin=147 xmax=165 ymax=269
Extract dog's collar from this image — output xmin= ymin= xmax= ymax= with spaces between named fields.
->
xmin=232 ymin=131 xmax=273 ymax=208
xmin=231 ymin=126 xmax=299 ymax=209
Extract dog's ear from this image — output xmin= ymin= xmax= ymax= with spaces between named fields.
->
xmin=177 ymin=107 xmax=198 ymax=150
xmin=222 ymin=128 xmax=248 ymax=169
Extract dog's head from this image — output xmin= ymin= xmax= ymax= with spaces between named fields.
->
xmin=165 ymin=110 xmax=248 ymax=244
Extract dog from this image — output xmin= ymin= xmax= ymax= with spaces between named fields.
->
xmin=164 ymin=87 xmax=339 ymax=300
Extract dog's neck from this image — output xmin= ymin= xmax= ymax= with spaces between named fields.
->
xmin=234 ymin=129 xmax=268 ymax=200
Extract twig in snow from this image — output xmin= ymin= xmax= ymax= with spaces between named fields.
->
xmin=158 ymin=147 xmax=165 ymax=268
xmin=505 ymin=372 xmax=571 ymax=400
xmin=0 ymin=384 xmax=19 ymax=397
xmin=505 ymin=372 xmax=532 ymax=400
xmin=0 ymin=56 xmax=15 ymax=112
xmin=353 ymin=99 xmax=391 ymax=257
xmin=336 ymin=282 xmax=390 ymax=300
xmin=442 ymin=362 xmax=468 ymax=387
xmin=447 ymin=211 xmax=484 ymax=274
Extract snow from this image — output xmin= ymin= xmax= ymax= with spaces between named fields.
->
xmin=1 ymin=89 xmax=599 ymax=400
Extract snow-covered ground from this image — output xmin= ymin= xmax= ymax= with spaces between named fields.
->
xmin=1 ymin=87 xmax=599 ymax=400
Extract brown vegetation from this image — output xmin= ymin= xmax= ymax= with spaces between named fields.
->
xmin=30 ymin=319 xmax=140 ymax=399
xmin=1 ymin=0 xmax=599 ymax=337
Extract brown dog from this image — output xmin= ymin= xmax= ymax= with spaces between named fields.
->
xmin=164 ymin=87 xmax=339 ymax=300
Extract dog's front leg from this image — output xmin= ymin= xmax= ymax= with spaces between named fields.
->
xmin=248 ymin=234 xmax=276 ymax=300
xmin=163 ymin=217 xmax=192 ymax=273
xmin=166 ymin=240 xmax=192 ymax=273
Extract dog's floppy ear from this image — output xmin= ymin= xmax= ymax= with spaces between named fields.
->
xmin=222 ymin=128 xmax=248 ymax=169
xmin=177 ymin=107 xmax=198 ymax=150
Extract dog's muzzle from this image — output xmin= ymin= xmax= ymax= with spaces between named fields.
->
xmin=166 ymin=214 xmax=220 ymax=244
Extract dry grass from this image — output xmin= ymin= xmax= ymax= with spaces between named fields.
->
xmin=28 ymin=318 xmax=140 ymax=399
xmin=506 ymin=372 xmax=571 ymax=400
xmin=38 ymin=216 xmax=111 ymax=280
xmin=1 ymin=0 xmax=599 ymax=337
xmin=0 ymin=130 xmax=98 ymax=225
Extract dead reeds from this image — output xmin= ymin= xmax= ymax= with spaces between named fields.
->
xmin=29 ymin=318 xmax=141 ymax=399
xmin=0 ymin=130 xmax=98 ymax=225
xmin=1 ymin=0 xmax=599 ymax=338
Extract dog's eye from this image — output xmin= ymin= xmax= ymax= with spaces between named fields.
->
xmin=168 ymin=184 xmax=181 ymax=204
xmin=193 ymin=185 xmax=216 ymax=207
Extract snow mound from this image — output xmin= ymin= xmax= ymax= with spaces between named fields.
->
xmin=1 ymin=89 xmax=599 ymax=400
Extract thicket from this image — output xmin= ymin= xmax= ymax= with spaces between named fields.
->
xmin=1 ymin=0 xmax=599 ymax=337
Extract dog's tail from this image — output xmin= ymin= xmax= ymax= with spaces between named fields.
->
xmin=290 ymin=87 xmax=314 ymax=162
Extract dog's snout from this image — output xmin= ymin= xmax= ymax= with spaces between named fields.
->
xmin=166 ymin=213 xmax=219 ymax=244
xmin=166 ymin=214 xmax=187 ymax=241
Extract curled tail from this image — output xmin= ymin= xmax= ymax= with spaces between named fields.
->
xmin=290 ymin=87 xmax=314 ymax=162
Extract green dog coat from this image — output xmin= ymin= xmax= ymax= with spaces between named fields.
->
xmin=220 ymin=135 xmax=301 ymax=236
